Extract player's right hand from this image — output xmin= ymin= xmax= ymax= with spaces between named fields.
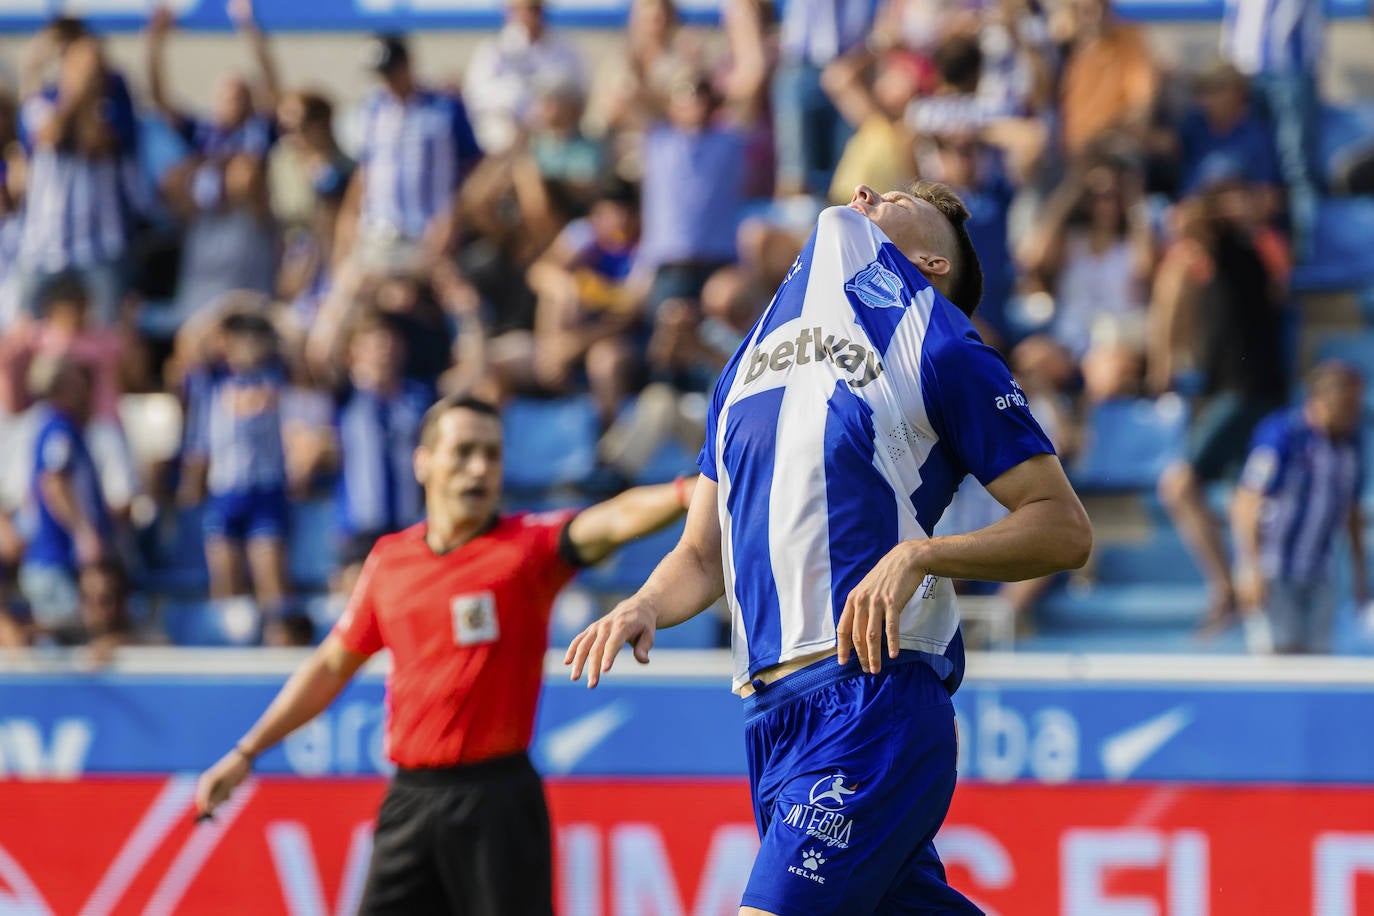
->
xmin=194 ymin=748 xmax=252 ymax=819
xmin=564 ymin=599 xmax=657 ymax=688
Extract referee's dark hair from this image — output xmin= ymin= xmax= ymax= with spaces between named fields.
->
xmin=419 ymin=394 xmax=500 ymax=447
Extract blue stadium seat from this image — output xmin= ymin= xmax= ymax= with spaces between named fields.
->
xmin=1294 ymin=198 xmax=1374 ymax=291
xmin=1020 ymin=625 xmax=1246 ymax=655
xmin=502 ymin=396 xmax=600 ymax=491
xmin=1070 ymin=397 xmax=1189 ymax=492
xmin=634 ymin=438 xmax=701 ymax=485
xmin=1037 ymin=582 xmax=1209 ymax=631
xmin=302 ymin=593 xmax=345 ymax=645
xmin=288 ymin=499 xmax=337 ymax=590
xmin=161 ymin=597 xmax=262 ymax=647
xmin=578 ymin=521 xmax=683 ymax=594
xmin=1094 ymin=532 xmax=1205 ymax=586
xmin=147 ymin=507 xmax=209 ymax=593
xmin=1320 ymin=103 xmax=1374 ymax=186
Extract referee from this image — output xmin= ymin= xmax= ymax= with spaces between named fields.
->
xmin=195 ymin=395 xmax=695 ymax=914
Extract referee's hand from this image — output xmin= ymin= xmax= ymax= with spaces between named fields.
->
xmin=195 ymin=748 xmax=253 ymax=820
xmin=565 ymin=598 xmax=657 ymax=688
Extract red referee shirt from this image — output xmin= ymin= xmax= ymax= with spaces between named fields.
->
xmin=333 ymin=510 xmax=578 ymax=769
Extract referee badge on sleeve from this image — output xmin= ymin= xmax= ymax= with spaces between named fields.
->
xmin=452 ymin=592 xmax=499 ymax=646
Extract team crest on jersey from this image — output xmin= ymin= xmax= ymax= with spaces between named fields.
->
xmin=844 ymin=261 xmax=905 ymax=310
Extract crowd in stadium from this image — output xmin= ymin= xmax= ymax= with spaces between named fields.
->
xmin=0 ymin=0 xmax=1363 ymax=658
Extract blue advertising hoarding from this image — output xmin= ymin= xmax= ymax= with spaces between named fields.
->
xmin=1 ymin=654 xmax=1371 ymax=784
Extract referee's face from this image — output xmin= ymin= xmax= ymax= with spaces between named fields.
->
xmin=415 ymin=408 xmax=504 ymax=523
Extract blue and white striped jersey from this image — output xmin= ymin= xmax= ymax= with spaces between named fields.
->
xmin=700 ymin=206 xmax=1054 ymax=692
xmin=1221 ymin=0 xmax=1324 ymax=76
xmin=1241 ymin=408 xmax=1363 ymax=583
xmin=357 ymin=88 xmax=482 ymax=242
xmin=335 ymin=379 xmax=432 ymax=536
xmin=18 ymin=77 xmax=142 ymax=270
xmin=183 ymin=364 xmax=288 ymax=496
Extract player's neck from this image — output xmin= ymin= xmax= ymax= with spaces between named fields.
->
xmin=424 ymin=511 xmax=497 ymax=555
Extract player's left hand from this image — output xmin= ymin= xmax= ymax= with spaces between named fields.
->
xmin=837 ymin=541 xmax=927 ymax=675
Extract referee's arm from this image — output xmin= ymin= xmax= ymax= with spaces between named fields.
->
xmin=195 ymin=635 xmax=370 ymax=817
xmin=563 ymin=477 xmax=697 ymax=567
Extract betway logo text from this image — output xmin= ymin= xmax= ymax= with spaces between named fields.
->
xmin=743 ymin=328 xmax=884 ymax=389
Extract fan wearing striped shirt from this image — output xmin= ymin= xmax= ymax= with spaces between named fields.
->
xmin=1231 ymin=361 xmax=1366 ymax=654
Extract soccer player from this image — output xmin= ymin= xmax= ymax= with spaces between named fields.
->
xmin=1231 ymin=361 xmax=1366 ymax=654
xmin=194 ymin=395 xmax=694 ymax=915
xmin=568 ymin=182 xmax=1093 ymax=914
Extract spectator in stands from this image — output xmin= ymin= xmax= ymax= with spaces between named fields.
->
xmin=270 ymin=90 xmax=352 ymax=233
xmin=180 ymin=309 xmax=293 ymax=621
xmin=0 ymin=510 xmax=23 ymax=649
xmin=587 ymin=0 xmax=697 ymax=177
xmin=914 ymin=127 xmax=1027 ymax=350
xmin=906 ymin=34 xmax=997 ymax=138
xmin=717 ymin=0 xmax=777 ymax=200
xmin=599 ymin=263 xmax=766 ymax=480
xmin=640 ymin=67 xmax=750 ymax=313
xmin=329 ymin=309 xmax=432 ymax=595
xmin=1177 ymin=62 xmax=1281 ymax=198
xmin=1015 ymin=156 xmax=1154 ymax=404
xmin=161 ymin=142 xmax=278 ymax=335
xmin=271 ymin=90 xmax=354 ymax=328
xmin=1232 ymin=362 xmax=1366 ymax=654
xmin=771 ymin=0 xmax=879 ymax=198
xmin=821 ymin=48 xmax=922 ymax=206
xmin=978 ymin=0 xmax=1055 ymax=117
xmin=18 ymin=356 xmax=112 ymax=640
xmin=145 ymin=0 xmax=280 ymax=163
xmin=0 ymin=272 xmax=136 ymax=515
xmin=1220 ymin=0 xmax=1323 ymax=256
xmin=1152 ymin=182 xmax=1290 ymax=632
xmin=524 ymin=176 xmax=646 ymax=425
xmin=0 ymin=100 xmax=24 ymax=328
xmin=14 ymin=18 xmax=144 ymax=325
xmin=76 ymin=556 xmax=135 ymax=662
xmin=341 ymin=34 xmax=482 ymax=275
xmin=526 ymin=73 xmax=604 ymax=211
xmin=1057 ymin=0 xmax=1159 ymax=159
xmin=463 ymin=0 xmax=585 ymax=156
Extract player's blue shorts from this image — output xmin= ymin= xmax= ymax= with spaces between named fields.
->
xmin=741 ymin=651 xmax=981 ymax=916
xmin=203 ymin=486 xmax=289 ymax=542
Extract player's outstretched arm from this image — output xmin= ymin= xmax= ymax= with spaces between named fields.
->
xmin=566 ymin=477 xmax=725 ymax=688
xmin=839 ymin=454 xmax=1092 ymax=674
xmin=565 ymin=476 xmax=698 ymax=567
xmin=195 ymin=634 xmax=370 ymax=817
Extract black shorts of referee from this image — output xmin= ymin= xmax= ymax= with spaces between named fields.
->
xmin=358 ymin=752 xmax=553 ymax=916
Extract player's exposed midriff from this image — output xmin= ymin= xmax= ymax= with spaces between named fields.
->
xmin=736 ymin=648 xmax=838 ymax=697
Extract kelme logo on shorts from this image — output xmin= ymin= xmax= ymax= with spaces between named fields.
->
xmin=742 ymin=327 xmax=884 ymax=389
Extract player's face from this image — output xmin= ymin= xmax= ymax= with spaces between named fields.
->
xmin=417 ymin=409 xmax=504 ymax=522
xmin=848 ymin=185 xmax=954 ymax=280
